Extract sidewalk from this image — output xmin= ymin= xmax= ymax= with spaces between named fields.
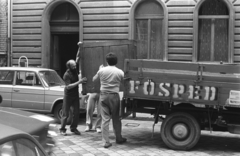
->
xmin=48 ymin=114 xmax=240 ymax=156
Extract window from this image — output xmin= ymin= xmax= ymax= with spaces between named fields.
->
xmin=0 ymin=141 xmax=16 ymax=156
xmin=16 ymin=71 xmax=42 ymax=86
xmin=0 ymin=138 xmax=45 ymax=156
xmin=15 ymin=138 xmax=45 ymax=156
xmin=39 ymin=70 xmax=65 ymax=87
xmin=0 ymin=71 xmax=14 ymax=85
xmin=197 ymin=0 xmax=231 ymax=62
xmin=134 ymin=0 xmax=165 ymax=60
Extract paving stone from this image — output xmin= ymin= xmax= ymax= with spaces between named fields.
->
xmin=77 ymin=150 xmax=90 ymax=155
xmin=62 ymin=140 xmax=75 ymax=146
xmin=147 ymin=153 xmax=161 ymax=156
xmin=96 ymin=154 xmax=109 ymax=156
xmin=82 ymin=154 xmax=95 ymax=156
xmin=68 ymin=154 xmax=82 ymax=156
xmin=121 ymin=153 xmax=135 ymax=156
xmin=71 ymin=147 xmax=85 ymax=151
xmin=89 ymin=150 xmax=104 ymax=154
xmin=65 ymin=150 xmax=77 ymax=154
xmin=55 ymin=154 xmax=69 ymax=156
xmin=60 ymin=147 xmax=72 ymax=151
xmin=52 ymin=150 xmax=62 ymax=154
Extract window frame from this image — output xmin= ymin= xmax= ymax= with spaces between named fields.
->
xmin=15 ymin=71 xmax=43 ymax=87
xmin=129 ymin=0 xmax=168 ymax=60
xmin=0 ymin=70 xmax=15 ymax=85
xmin=0 ymin=141 xmax=16 ymax=156
xmin=14 ymin=138 xmax=44 ymax=156
xmin=135 ymin=17 xmax=164 ymax=59
xmin=193 ymin=0 xmax=234 ymax=63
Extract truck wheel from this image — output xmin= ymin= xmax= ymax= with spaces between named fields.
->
xmin=54 ymin=103 xmax=73 ymax=125
xmin=160 ymin=112 xmax=200 ymax=150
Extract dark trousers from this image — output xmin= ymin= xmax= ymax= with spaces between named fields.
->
xmin=60 ymin=95 xmax=79 ymax=132
xmin=100 ymin=93 xmax=123 ymax=143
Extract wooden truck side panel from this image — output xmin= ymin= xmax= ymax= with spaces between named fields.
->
xmin=124 ymin=59 xmax=240 ymax=107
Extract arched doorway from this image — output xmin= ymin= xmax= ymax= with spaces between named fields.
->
xmin=41 ymin=0 xmax=83 ymax=77
xmin=50 ymin=2 xmax=79 ymax=77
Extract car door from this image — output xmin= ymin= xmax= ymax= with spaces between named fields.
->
xmin=0 ymin=70 xmax=14 ymax=107
xmin=12 ymin=71 xmax=45 ymax=110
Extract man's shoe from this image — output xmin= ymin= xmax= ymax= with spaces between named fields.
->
xmin=104 ymin=142 xmax=112 ymax=148
xmin=71 ymin=129 xmax=81 ymax=135
xmin=60 ymin=131 xmax=67 ymax=136
xmin=116 ymin=138 xmax=127 ymax=144
xmin=96 ymin=128 xmax=101 ymax=133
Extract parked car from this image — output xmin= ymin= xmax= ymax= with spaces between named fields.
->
xmin=0 ymin=106 xmax=55 ymax=146
xmin=0 ymin=94 xmax=55 ymax=155
xmin=0 ymin=123 xmax=49 ymax=156
xmin=0 ymin=67 xmax=87 ymax=124
xmin=0 ymin=107 xmax=55 ymax=151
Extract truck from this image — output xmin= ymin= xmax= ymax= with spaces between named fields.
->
xmin=121 ymin=59 xmax=240 ymax=150
xmin=80 ymin=43 xmax=240 ymax=150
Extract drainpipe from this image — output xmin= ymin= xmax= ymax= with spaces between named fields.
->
xmin=7 ymin=0 xmax=12 ymax=66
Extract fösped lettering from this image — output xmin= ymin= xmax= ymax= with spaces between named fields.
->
xmin=128 ymin=80 xmax=217 ymax=101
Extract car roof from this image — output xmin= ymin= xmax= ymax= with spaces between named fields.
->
xmin=0 ymin=107 xmax=55 ymax=135
xmin=0 ymin=66 xmax=54 ymax=72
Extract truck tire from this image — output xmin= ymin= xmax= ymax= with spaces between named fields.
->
xmin=54 ymin=103 xmax=73 ymax=125
xmin=160 ymin=112 xmax=200 ymax=150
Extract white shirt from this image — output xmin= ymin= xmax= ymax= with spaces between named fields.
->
xmin=95 ymin=66 xmax=124 ymax=93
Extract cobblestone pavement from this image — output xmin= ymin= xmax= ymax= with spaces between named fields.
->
xmin=48 ymin=114 xmax=240 ymax=156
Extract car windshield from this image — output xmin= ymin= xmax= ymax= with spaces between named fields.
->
xmin=39 ymin=70 xmax=65 ymax=87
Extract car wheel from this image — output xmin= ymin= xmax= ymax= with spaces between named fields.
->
xmin=54 ymin=103 xmax=73 ymax=125
xmin=160 ymin=112 xmax=200 ymax=150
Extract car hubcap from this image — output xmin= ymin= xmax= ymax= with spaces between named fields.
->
xmin=172 ymin=123 xmax=188 ymax=140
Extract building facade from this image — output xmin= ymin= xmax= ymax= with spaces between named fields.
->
xmin=4 ymin=0 xmax=240 ymax=75
xmin=0 ymin=0 xmax=8 ymax=66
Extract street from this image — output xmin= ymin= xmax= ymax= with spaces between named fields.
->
xmin=48 ymin=114 xmax=240 ymax=156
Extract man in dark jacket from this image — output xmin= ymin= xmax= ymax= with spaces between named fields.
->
xmin=59 ymin=60 xmax=87 ymax=136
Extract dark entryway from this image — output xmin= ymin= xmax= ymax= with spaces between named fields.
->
xmin=51 ymin=34 xmax=79 ymax=78
xmin=49 ymin=2 xmax=80 ymax=77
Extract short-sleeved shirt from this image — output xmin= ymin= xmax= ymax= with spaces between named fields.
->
xmin=63 ymin=69 xmax=79 ymax=97
xmin=96 ymin=66 xmax=124 ymax=93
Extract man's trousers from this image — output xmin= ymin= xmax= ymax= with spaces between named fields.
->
xmin=60 ymin=95 xmax=79 ymax=132
xmin=100 ymin=93 xmax=123 ymax=143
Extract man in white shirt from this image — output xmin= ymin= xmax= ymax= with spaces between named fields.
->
xmin=93 ymin=53 xmax=127 ymax=148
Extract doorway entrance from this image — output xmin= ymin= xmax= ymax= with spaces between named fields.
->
xmin=49 ymin=2 xmax=80 ymax=77
xmin=51 ymin=34 xmax=79 ymax=77
xmin=41 ymin=1 xmax=83 ymax=70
